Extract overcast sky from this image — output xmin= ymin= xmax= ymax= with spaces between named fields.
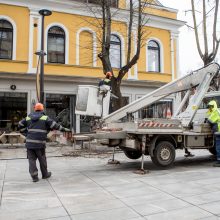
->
xmin=159 ymin=0 xmax=219 ymax=76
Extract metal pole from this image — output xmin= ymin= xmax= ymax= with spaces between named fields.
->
xmin=38 ymin=9 xmax=52 ymax=105
xmin=40 ymin=15 xmax=45 ymax=104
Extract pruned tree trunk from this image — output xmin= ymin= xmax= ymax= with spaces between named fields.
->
xmin=85 ymin=0 xmax=148 ymax=111
xmin=108 ymin=0 xmax=143 ymax=111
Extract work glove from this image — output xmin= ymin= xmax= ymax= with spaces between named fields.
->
xmin=60 ymin=127 xmax=70 ymax=132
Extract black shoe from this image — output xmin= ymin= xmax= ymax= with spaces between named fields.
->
xmin=32 ymin=176 xmax=39 ymax=182
xmin=184 ymin=152 xmax=195 ymax=158
xmin=42 ymin=172 xmax=52 ymax=179
xmin=213 ymin=162 xmax=220 ymax=167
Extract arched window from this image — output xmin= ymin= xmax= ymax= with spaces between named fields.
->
xmin=147 ymin=40 xmax=160 ymax=72
xmin=47 ymin=26 xmax=65 ymax=64
xmin=0 ymin=19 xmax=13 ymax=59
xmin=110 ymin=34 xmax=121 ymax=68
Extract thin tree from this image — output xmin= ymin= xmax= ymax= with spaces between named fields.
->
xmin=191 ymin=0 xmax=220 ymax=66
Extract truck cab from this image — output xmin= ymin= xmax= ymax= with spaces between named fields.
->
xmin=193 ymin=91 xmax=220 ymax=123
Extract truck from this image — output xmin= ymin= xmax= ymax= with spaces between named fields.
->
xmin=75 ymin=63 xmax=220 ymax=171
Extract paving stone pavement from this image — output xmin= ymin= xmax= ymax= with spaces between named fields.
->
xmin=0 ymin=146 xmax=220 ymax=220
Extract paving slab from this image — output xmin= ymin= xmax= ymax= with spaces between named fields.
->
xmin=199 ymin=217 xmax=220 ymax=220
xmin=0 ymin=206 xmax=68 ymax=220
xmin=65 ymin=198 xmax=126 ymax=215
xmin=183 ymin=191 xmax=220 ymax=205
xmin=145 ymin=206 xmax=212 ymax=220
xmin=132 ymin=198 xmax=191 ymax=216
xmin=1 ymin=147 xmax=220 ymax=220
xmin=199 ymin=200 xmax=220 ymax=215
xmin=70 ymin=207 xmax=140 ymax=220
xmin=120 ymin=191 xmax=174 ymax=206
xmin=44 ymin=217 xmax=71 ymax=220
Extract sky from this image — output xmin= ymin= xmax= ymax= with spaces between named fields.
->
xmin=159 ymin=0 xmax=219 ymax=76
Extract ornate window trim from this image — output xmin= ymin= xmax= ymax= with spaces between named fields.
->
xmin=0 ymin=15 xmax=16 ymax=60
xmin=146 ymin=38 xmax=164 ymax=73
xmin=76 ymin=27 xmax=97 ymax=67
xmin=45 ymin=23 xmax=69 ymax=64
xmin=111 ymin=31 xmax=125 ymax=67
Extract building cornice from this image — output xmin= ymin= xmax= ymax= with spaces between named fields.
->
xmin=0 ymin=0 xmax=185 ymax=32
xmin=0 ymin=72 xmax=166 ymax=88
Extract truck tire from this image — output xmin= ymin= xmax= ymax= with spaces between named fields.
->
xmin=151 ymin=141 xmax=175 ymax=168
xmin=208 ymin=147 xmax=217 ymax=155
xmin=124 ymin=150 xmax=142 ymax=160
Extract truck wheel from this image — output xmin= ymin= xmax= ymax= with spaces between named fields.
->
xmin=151 ymin=141 xmax=175 ymax=167
xmin=208 ymin=147 xmax=217 ymax=155
xmin=124 ymin=150 xmax=142 ymax=160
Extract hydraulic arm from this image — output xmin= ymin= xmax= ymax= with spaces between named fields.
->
xmin=103 ymin=63 xmax=220 ymax=124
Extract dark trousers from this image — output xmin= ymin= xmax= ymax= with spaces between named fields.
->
xmin=216 ymin=135 xmax=220 ymax=161
xmin=27 ymin=148 xmax=48 ymax=178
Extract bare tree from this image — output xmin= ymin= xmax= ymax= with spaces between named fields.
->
xmin=191 ymin=0 xmax=220 ymax=66
xmin=82 ymin=0 xmax=149 ymax=111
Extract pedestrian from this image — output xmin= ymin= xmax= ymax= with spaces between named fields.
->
xmin=18 ymin=102 xmax=70 ymax=182
xmin=207 ymin=100 xmax=220 ymax=167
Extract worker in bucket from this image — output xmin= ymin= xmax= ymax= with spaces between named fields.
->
xmin=18 ymin=102 xmax=70 ymax=182
xmin=98 ymin=71 xmax=113 ymax=96
xmin=99 ymin=71 xmax=112 ymax=87
xmin=207 ymin=100 xmax=220 ymax=167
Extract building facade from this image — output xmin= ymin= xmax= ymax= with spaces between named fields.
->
xmin=0 ymin=0 xmax=184 ymax=132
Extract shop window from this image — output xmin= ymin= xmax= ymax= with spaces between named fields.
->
xmin=147 ymin=40 xmax=160 ymax=72
xmin=0 ymin=92 xmax=27 ymax=133
xmin=0 ymin=19 xmax=13 ymax=60
xmin=46 ymin=94 xmax=76 ymax=130
xmin=110 ymin=34 xmax=121 ymax=68
xmin=47 ymin=26 xmax=65 ymax=64
xmin=139 ymin=99 xmax=173 ymax=119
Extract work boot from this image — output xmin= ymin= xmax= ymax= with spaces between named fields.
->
xmin=213 ymin=162 xmax=220 ymax=167
xmin=184 ymin=152 xmax=195 ymax=158
xmin=32 ymin=176 xmax=39 ymax=182
xmin=42 ymin=172 xmax=52 ymax=179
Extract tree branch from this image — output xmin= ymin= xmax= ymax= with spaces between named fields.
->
xmin=191 ymin=0 xmax=204 ymax=60
xmin=203 ymin=0 xmax=209 ymax=61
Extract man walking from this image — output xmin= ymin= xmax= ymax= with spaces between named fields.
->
xmin=18 ymin=103 xmax=69 ymax=182
xmin=207 ymin=100 xmax=220 ymax=167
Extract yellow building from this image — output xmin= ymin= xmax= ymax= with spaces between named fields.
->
xmin=0 ymin=0 xmax=184 ymax=132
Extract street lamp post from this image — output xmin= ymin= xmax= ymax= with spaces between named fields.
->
xmin=38 ymin=9 xmax=52 ymax=104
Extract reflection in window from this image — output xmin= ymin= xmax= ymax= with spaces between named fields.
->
xmin=48 ymin=26 xmax=65 ymax=64
xmin=148 ymin=40 xmax=160 ymax=72
xmin=110 ymin=34 xmax=121 ymax=68
xmin=139 ymin=100 xmax=173 ymax=119
xmin=0 ymin=19 xmax=13 ymax=59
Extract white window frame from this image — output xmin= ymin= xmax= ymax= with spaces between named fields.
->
xmin=45 ymin=23 xmax=69 ymax=64
xmin=76 ymin=27 xmax=97 ymax=67
xmin=111 ymin=31 xmax=125 ymax=67
xmin=0 ymin=15 xmax=17 ymax=60
xmin=146 ymin=38 xmax=164 ymax=73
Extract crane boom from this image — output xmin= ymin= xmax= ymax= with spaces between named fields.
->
xmin=104 ymin=63 xmax=220 ymax=123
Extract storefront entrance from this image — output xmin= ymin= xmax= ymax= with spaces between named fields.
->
xmin=0 ymin=92 xmax=27 ymax=133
